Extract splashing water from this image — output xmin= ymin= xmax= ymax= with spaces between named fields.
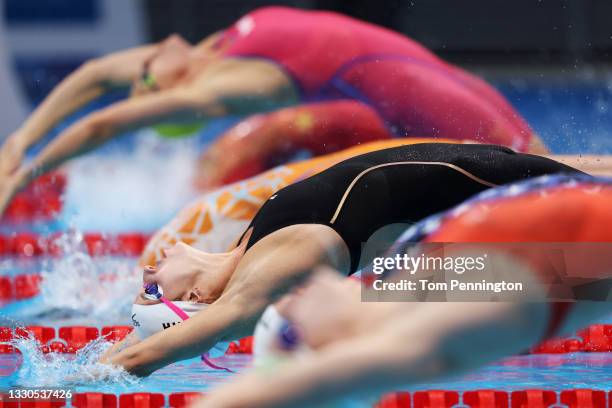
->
xmin=64 ymin=131 xmax=201 ymax=233
xmin=13 ymin=229 xmax=140 ymax=324
xmin=9 ymin=334 xmax=139 ymax=388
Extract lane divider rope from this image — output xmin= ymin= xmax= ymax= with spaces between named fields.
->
xmin=0 ymin=325 xmax=610 ymax=356
xmin=0 ymin=389 xmax=610 ymax=407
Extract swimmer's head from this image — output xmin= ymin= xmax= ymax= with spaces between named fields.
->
xmin=131 ymin=34 xmax=192 ymax=96
xmin=131 ymin=32 xmax=227 ymax=97
xmin=253 ymin=303 xmax=310 ymax=363
xmin=135 ymin=242 xmax=245 ymax=307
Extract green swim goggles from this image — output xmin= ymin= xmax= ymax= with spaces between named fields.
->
xmin=140 ymin=59 xmax=206 ymax=138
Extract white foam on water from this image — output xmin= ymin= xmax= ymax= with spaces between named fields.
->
xmin=12 ymin=229 xmax=140 ymax=324
xmin=63 ymin=131 xmax=201 ymax=233
xmin=10 ymin=335 xmax=139 ymax=388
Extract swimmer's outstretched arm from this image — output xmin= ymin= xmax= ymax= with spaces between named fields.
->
xmin=197 ymin=301 xmax=545 ymax=408
xmin=0 ymin=45 xmax=158 ymax=176
xmin=0 ymin=58 xmax=294 ymax=214
xmin=198 ymin=269 xmax=611 ymax=408
xmin=106 ymin=225 xmax=350 ymax=377
xmin=196 ymin=100 xmax=392 ymax=189
xmin=0 ymin=88 xmax=201 ymax=210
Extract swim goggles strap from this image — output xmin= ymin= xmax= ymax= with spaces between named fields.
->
xmin=159 ymin=297 xmax=190 ymax=320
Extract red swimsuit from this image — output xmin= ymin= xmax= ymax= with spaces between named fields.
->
xmin=221 ymin=7 xmax=535 ymax=151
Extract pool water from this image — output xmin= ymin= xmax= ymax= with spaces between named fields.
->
xmin=1 ymin=75 xmax=611 ymax=405
xmin=497 ymin=76 xmax=612 ymax=154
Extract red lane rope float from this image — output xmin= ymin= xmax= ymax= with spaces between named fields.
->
xmin=13 ymin=275 xmax=42 ymax=301
xmin=579 ymin=325 xmax=612 ymax=352
xmin=0 ymin=326 xmax=132 ymax=355
xmin=463 ymin=390 xmax=509 ymax=408
xmin=118 ymin=393 xmax=165 ymax=408
xmin=167 ymin=392 xmax=203 ymax=408
xmin=530 ymin=324 xmax=612 ymax=354
xmin=1 ymin=172 xmax=66 ymax=224
xmin=0 ymin=274 xmax=42 ymax=302
xmin=375 ymin=391 xmax=411 ymax=408
xmin=101 ymin=326 xmax=133 ymax=343
xmin=412 ymin=390 xmax=460 ymax=408
xmin=58 ymin=327 xmax=100 ymax=353
xmin=511 ymin=390 xmax=558 ymax=408
xmin=0 ymin=276 xmax=12 ymax=301
xmin=376 ymin=389 xmax=612 ymax=408
xmin=1 ymin=390 xmax=609 ymax=408
xmin=0 ymin=326 xmax=253 ymax=356
xmin=72 ymin=393 xmax=117 ymax=408
xmin=559 ymin=389 xmax=608 ymax=408
xmin=0 ymin=232 xmax=151 ymax=259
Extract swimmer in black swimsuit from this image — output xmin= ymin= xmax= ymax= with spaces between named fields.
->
xmin=103 ymin=143 xmax=581 ymax=377
xmin=241 ymin=143 xmax=580 ymax=271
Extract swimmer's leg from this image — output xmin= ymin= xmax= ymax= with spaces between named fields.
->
xmin=196 ymin=100 xmax=392 ymax=189
xmin=547 ymin=154 xmax=612 ymax=177
xmin=526 ymin=134 xmax=550 ymax=154
xmin=342 ymin=60 xmax=536 ymax=152
xmin=445 ymin=66 xmax=549 ymax=154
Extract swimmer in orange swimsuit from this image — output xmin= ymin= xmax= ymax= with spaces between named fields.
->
xmin=1 ymin=6 xmax=564 ymax=216
xmin=198 ymin=175 xmax=612 ymax=408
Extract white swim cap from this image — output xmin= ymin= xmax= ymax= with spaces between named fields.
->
xmin=253 ymin=305 xmax=287 ymax=360
xmin=131 ymin=302 xmax=229 ymax=358
xmin=253 ymin=304 xmax=311 ymax=362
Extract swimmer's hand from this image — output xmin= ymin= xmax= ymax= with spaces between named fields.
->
xmin=63 ymin=361 xmax=137 ymax=386
xmin=0 ymin=133 xmax=25 ymax=178
xmin=0 ymin=164 xmax=28 ymax=217
xmin=99 ymin=333 xmax=140 ymax=362
xmin=63 ymin=364 xmax=110 ymax=385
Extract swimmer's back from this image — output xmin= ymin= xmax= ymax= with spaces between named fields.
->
xmin=222 ymin=6 xmax=445 ymax=94
xmin=242 ymin=143 xmax=582 ymax=271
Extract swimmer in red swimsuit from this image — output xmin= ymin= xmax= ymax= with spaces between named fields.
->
xmin=1 ymin=6 xmax=570 ymax=215
xmin=197 ymin=175 xmax=612 ymax=408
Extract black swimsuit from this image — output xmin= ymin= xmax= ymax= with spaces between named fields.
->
xmin=240 ymin=143 xmax=583 ymax=272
